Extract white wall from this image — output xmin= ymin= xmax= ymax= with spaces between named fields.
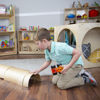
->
xmin=0 ymin=0 xmax=100 ymax=29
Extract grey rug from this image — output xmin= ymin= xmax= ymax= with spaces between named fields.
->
xmin=0 ymin=59 xmax=56 ymax=76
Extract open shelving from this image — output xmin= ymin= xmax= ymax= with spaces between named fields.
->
xmin=0 ymin=7 xmax=17 ymax=56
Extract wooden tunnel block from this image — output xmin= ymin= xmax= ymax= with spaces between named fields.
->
xmin=54 ymin=23 xmax=100 ymax=68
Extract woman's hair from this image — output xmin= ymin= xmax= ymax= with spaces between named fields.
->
xmin=35 ymin=28 xmax=51 ymax=41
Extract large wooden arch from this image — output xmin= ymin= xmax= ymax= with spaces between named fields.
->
xmin=54 ymin=23 xmax=100 ymax=68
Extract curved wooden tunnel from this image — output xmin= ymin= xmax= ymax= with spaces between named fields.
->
xmin=0 ymin=64 xmax=41 ymax=87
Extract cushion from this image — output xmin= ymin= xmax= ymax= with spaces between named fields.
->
xmin=82 ymin=43 xmax=91 ymax=59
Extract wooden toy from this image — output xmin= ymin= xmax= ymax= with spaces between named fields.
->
xmin=83 ymin=3 xmax=88 ymax=8
xmin=54 ymin=23 xmax=100 ymax=68
xmin=51 ymin=65 xmax=57 ymax=75
xmin=78 ymin=1 xmax=82 ymax=8
xmin=72 ymin=1 xmax=75 ymax=8
xmin=81 ymin=14 xmax=88 ymax=19
xmin=0 ymin=64 xmax=41 ymax=87
xmin=56 ymin=64 xmax=63 ymax=73
xmin=21 ymin=45 xmax=31 ymax=51
xmin=51 ymin=64 xmax=63 ymax=75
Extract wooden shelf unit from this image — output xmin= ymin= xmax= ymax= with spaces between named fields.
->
xmin=17 ymin=30 xmax=44 ymax=54
xmin=0 ymin=7 xmax=17 ymax=56
xmin=0 ymin=14 xmax=12 ymax=19
xmin=64 ymin=6 xmax=100 ymax=24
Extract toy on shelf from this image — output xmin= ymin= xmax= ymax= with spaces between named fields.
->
xmin=0 ymin=4 xmax=6 ymax=14
xmin=94 ymin=2 xmax=100 ymax=7
xmin=67 ymin=14 xmax=75 ymax=18
xmin=49 ymin=27 xmax=54 ymax=30
xmin=20 ymin=27 xmax=27 ymax=31
xmin=9 ymin=39 xmax=14 ymax=47
xmin=24 ymin=33 xmax=30 ymax=40
xmin=0 ymin=40 xmax=8 ymax=48
xmin=81 ymin=14 xmax=88 ymax=19
xmin=50 ymin=35 xmax=54 ymax=40
xmin=1 ymin=41 xmax=7 ymax=48
xmin=83 ymin=3 xmax=89 ymax=8
xmin=0 ymin=26 xmax=6 ymax=31
xmin=72 ymin=1 xmax=75 ymax=8
xmin=9 ymin=5 xmax=13 ymax=15
xmin=89 ymin=9 xmax=99 ymax=17
xmin=7 ymin=24 xmax=15 ymax=32
xmin=0 ymin=39 xmax=14 ymax=48
xmin=4 ymin=5 xmax=13 ymax=15
xmin=49 ymin=27 xmax=54 ymax=40
xmin=78 ymin=1 xmax=82 ymax=8
xmin=29 ymin=26 xmax=39 ymax=31
xmin=51 ymin=64 xmax=63 ymax=75
xmin=77 ymin=14 xmax=81 ymax=18
xmin=21 ymin=45 xmax=31 ymax=51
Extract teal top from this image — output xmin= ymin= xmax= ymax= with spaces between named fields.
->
xmin=44 ymin=41 xmax=84 ymax=66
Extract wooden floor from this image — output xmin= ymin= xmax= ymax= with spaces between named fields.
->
xmin=0 ymin=67 xmax=100 ymax=100
xmin=0 ymin=55 xmax=100 ymax=100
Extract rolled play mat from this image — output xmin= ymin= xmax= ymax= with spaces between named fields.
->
xmin=0 ymin=64 xmax=41 ymax=87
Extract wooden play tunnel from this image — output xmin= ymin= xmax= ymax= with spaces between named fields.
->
xmin=0 ymin=64 xmax=41 ymax=87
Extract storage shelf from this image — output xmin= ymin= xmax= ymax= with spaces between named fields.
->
xmin=0 ymin=31 xmax=14 ymax=35
xmin=18 ymin=30 xmax=37 ymax=32
xmin=65 ymin=18 xmax=76 ymax=21
xmin=0 ymin=47 xmax=14 ymax=50
xmin=89 ymin=16 xmax=100 ymax=19
xmin=19 ymin=40 xmax=35 ymax=42
xmin=49 ymin=29 xmax=54 ymax=32
xmin=76 ymin=18 xmax=88 ymax=20
xmin=64 ymin=6 xmax=100 ymax=24
xmin=89 ymin=6 xmax=100 ymax=9
xmin=0 ymin=51 xmax=17 ymax=56
xmin=17 ymin=30 xmax=44 ymax=54
xmin=0 ymin=7 xmax=17 ymax=56
xmin=0 ymin=14 xmax=12 ymax=19
xmin=19 ymin=51 xmax=44 ymax=54
xmin=65 ymin=8 xmax=76 ymax=11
